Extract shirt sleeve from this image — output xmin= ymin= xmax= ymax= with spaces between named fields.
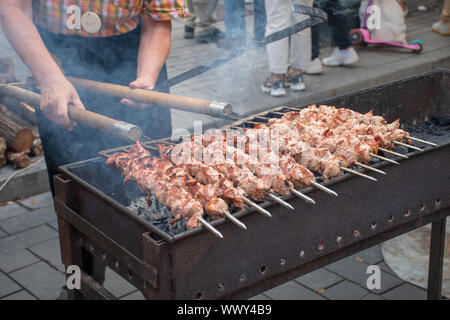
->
xmin=143 ymin=0 xmax=189 ymax=21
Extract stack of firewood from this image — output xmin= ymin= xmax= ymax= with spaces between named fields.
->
xmin=0 ymin=103 xmax=43 ymax=169
xmin=0 ymin=58 xmax=43 ymax=170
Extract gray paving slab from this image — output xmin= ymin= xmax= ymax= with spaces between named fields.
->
xmin=295 ymin=268 xmax=343 ymax=292
xmin=248 ymin=294 xmax=271 ymax=300
xmin=0 ymin=206 xmax=56 ymax=234
xmin=376 ymin=261 xmax=396 ymax=276
xmin=103 ymin=267 xmax=138 ymax=299
xmin=0 ymin=202 xmax=29 ymax=221
xmin=47 ymin=220 xmax=59 ymax=231
xmin=325 ymin=255 xmax=404 ymax=294
xmin=1 ymin=290 xmax=37 ymax=300
xmin=352 ymin=246 xmax=384 ymax=265
xmin=9 ymin=261 xmax=65 ymax=300
xmin=17 ymin=192 xmax=53 ymax=210
xmin=361 ymin=293 xmax=385 ymax=300
xmin=381 ymin=283 xmax=427 ymax=300
xmin=320 ymin=280 xmax=369 ymax=300
xmin=120 ymin=290 xmax=146 ymax=300
xmin=0 ymin=229 xmax=6 ymax=238
xmin=28 ymin=238 xmax=64 ymax=272
xmin=0 ymin=224 xmax=58 ymax=257
xmin=264 ymin=281 xmax=325 ymax=300
xmin=0 ymin=249 xmax=40 ymax=273
xmin=0 ymin=271 xmax=21 ymax=298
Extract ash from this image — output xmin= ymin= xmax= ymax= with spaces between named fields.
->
xmin=407 ymin=115 xmax=450 ymax=145
xmin=127 ymin=196 xmax=187 ymax=236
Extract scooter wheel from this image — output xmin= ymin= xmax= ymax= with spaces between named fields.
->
xmin=411 ymin=40 xmax=423 ymax=54
xmin=350 ymin=29 xmax=366 ymax=46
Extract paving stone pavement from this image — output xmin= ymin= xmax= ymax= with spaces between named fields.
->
xmin=0 ymin=192 xmax=433 ymax=300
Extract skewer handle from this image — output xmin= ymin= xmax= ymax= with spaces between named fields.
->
xmin=290 ymin=188 xmax=316 ymax=205
xmin=370 ymin=153 xmax=400 ymax=165
xmin=309 ymin=180 xmax=338 ymax=197
xmin=393 ymin=140 xmax=423 ymax=152
xmin=354 ymin=162 xmax=386 ymax=175
xmin=268 ymin=193 xmax=294 ymax=210
xmin=223 ymin=212 xmax=247 ymax=230
xmin=378 ymin=147 xmax=409 ymax=159
xmin=69 ymin=77 xmax=232 ymax=116
xmin=242 ymin=196 xmax=272 ymax=217
xmin=340 ymin=166 xmax=377 ymax=182
xmin=409 ymin=136 xmax=437 ymax=147
xmin=0 ymin=84 xmax=143 ymax=142
xmin=198 ymin=216 xmax=224 ymax=239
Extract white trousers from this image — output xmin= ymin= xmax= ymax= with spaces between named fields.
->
xmin=265 ymin=0 xmax=313 ymax=74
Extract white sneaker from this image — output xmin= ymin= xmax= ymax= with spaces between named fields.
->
xmin=322 ymin=47 xmax=359 ymax=67
xmin=305 ymin=58 xmax=323 ymax=74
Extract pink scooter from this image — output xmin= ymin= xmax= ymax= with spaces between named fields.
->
xmin=349 ymin=0 xmax=423 ymax=53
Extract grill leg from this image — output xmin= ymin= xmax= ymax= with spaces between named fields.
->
xmin=57 ymin=216 xmax=83 ymax=300
xmin=427 ymin=216 xmax=447 ymax=300
xmin=82 ymin=249 xmax=106 ymax=286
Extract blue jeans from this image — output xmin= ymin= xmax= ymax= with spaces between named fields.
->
xmin=225 ymin=0 xmax=267 ymax=43
xmin=311 ymin=0 xmax=352 ymax=59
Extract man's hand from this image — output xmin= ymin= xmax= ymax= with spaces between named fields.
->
xmin=120 ymin=77 xmax=155 ymax=109
xmin=39 ymin=74 xmax=85 ymax=131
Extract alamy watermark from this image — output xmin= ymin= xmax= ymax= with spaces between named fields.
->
xmin=66 ymin=265 xmax=81 ymax=290
xmin=366 ymin=265 xmax=381 ymax=290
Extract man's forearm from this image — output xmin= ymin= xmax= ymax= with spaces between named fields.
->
xmin=0 ymin=2 xmax=64 ymax=86
xmin=137 ymin=18 xmax=172 ymax=87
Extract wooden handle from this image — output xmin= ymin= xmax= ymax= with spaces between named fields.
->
xmin=68 ymin=77 xmax=232 ymax=116
xmin=0 ymin=84 xmax=142 ymax=142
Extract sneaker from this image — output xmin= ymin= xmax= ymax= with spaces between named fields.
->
xmin=261 ymin=77 xmax=286 ymax=97
xmin=432 ymin=21 xmax=450 ymax=36
xmin=322 ymin=47 xmax=359 ymax=66
xmin=285 ymin=73 xmax=306 ymax=91
xmin=196 ymin=28 xmax=225 ymax=44
xmin=305 ymin=58 xmax=323 ymax=74
xmin=184 ymin=26 xmax=195 ymax=39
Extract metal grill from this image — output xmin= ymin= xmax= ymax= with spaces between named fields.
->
xmin=54 ymin=70 xmax=450 ymax=300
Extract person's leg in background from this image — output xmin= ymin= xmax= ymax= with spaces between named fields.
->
xmin=321 ymin=0 xmax=359 ymax=67
xmin=184 ymin=0 xmax=197 ymax=39
xmin=253 ymin=0 xmax=267 ymax=42
xmin=192 ymin=0 xmax=225 ymax=43
xmin=305 ymin=0 xmax=323 ymax=74
xmin=288 ymin=0 xmax=313 ymax=91
xmin=262 ymin=0 xmax=291 ymax=96
xmin=432 ymin=0 xmax=450 ymax=36
xmin=223 ymin=0 xmax=247 ymax=49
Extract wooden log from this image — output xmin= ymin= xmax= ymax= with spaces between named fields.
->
xmin=31 ymin=138 xmax=44 ymax=156
xmin=0 ymin=112 xmax=33 ymax=152
xmin=0 ymin=137 xmax=6 ymax=168
xmin=6 ymin=150 xmax=30 ymax=168
xmin=0 ymin=98 xmax=36 ymax=125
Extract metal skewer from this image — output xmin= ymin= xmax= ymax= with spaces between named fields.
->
xmin=268 ymin=193 xmax=295 ymax=210
xmin=378 ymin=147 xmax=409 ymax=159
xmin=409 ymin=136 xmax=437 ymax=147
xmin=309 ymin=180 xmax=338 ymax=197
xmin=340 ymin=167 xmax=377 ymax=182
xmin=393 ymin=140 xmax=423 ymax=152
xmin=370 ymin=153 xmax=400 ymax=165
xmin=223 ymin=212 xmax=247 ymax=230
xmin=198 ymin=216 xmax=224 ymax=239
xmin=354 ymin=162 xmax=386 ymax=175
xmin=241 ymin=196 xmax=272 ymax=217
xmin=290 ymin=188 xmax=316 ymax=204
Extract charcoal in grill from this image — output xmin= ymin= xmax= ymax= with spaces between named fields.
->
xmin=128 ymin=196 xmax=187 ymax=236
